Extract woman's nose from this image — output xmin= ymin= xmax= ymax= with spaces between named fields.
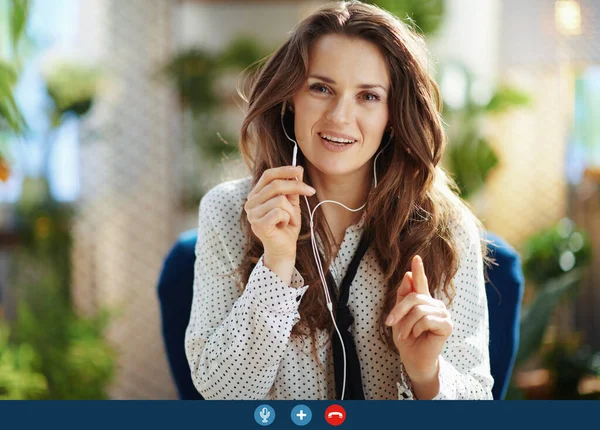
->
xmin=325 ymin=97 xmax=353 ymax=125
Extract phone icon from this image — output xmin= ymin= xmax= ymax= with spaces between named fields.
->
xmin=324 ymin=405 xmax=346 ymax=426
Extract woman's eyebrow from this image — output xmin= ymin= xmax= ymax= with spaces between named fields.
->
xmin=308 ymin=74 xmax=388 ymax=93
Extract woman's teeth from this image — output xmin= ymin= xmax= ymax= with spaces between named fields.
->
xmin=319 ymin=133 xmax=356 ymax=145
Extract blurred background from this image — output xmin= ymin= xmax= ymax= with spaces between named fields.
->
xmin=0 ymin=0 xmax=599 ymax=399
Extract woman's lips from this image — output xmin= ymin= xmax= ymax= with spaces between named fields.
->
xmin=318 ymin=134 xmax=356 ymax=152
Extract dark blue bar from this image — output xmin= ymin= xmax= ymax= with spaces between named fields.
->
xmin=0 ymin=400 xmax=597 ymax=430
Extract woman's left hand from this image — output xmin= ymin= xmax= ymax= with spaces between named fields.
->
xmin=385 ymin=255 xmax=453 ymax=385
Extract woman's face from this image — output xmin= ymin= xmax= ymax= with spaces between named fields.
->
xmin=292 ymin=34 xmax=391 ymax=182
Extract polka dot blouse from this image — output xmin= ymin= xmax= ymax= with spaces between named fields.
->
xmin=184 ymin=177 xmax=494 ymax=400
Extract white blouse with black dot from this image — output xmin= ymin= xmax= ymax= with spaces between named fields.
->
xmin=184 ymin=177 xmax=494 ymax=400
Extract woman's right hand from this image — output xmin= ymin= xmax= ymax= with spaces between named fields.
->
xmin=244 ymin=166 xmax=316 ymax=261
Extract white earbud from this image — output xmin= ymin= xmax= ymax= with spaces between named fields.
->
xmin=280 ymin=100 xmax=392 ymax=400
xmin=281 ymin=101 xmax=298 ymax=167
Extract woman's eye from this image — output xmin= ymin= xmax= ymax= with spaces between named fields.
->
xmin=363 ymin=92 xmax=380 ymax=102
xmin=309 ymin=84 xmax=330 ymax=94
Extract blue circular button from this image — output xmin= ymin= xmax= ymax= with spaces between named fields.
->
xmin=291 ymin=404 xmax=312 ymax=426
xmin=254 ymin=404 xmax=276 ymax=426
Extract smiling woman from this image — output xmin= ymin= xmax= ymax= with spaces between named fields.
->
xmin=184 ymin=0 xmax=494 ymax=401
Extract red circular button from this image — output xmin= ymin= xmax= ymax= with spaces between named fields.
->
xmin=324 ymin=404 xmax=346 ymax=426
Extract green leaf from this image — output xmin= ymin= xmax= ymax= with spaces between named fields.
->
xmin=10 ymin=0 xmax=30 ymax=54
xmin=0 ymin=60 xmax=26 ymax=133
xmin=516 ymin=269 xmax=583 ymax=365
xmin=43 ymin=60 xmax=101 ymax=120
xmin=522 ymin=219 xmax=592 ymax=286
xmin=486 ymin=86 xmax=531 ymax=113
xmin=159 ymin=48 xmax=220 ymax=113
xmin=446 ymin=133 xmax=499 ymax=199
xmin=367 ymin=0 xmax=445 ymax=36
xmin=217 ymin=36 xmax=270 ymax=70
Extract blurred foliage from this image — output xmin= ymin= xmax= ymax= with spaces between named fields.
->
xmin=161 ymin=36 xmax=270 ymax=207
xmin=6 ymin=135 xmax=116 ymax=401
xmin=161 ymin=48 xmax=220 ymax=113
xmin=516 ymin=268 xmax=583 ymax=366
xmin=6 ymin=176 xmax=118 ymax=399
xmin=0 ymin=0 xmax=30 ymax=137
xmin=42 ymin=60 xmax=102 ymax=127
xmin=15 ymin=177 xmax=74 ymax=296
xmin=367 ymin=0 xmax=445 ymax=36
xmin=508 ymin=218 xmax=595 ymax=400
xmin=521 ymin=218 xmax=592 ymax=287
xmin=0 ymin=0 xmax=117 ymax=399
xmin=1 ymin=172 xmax=117 ymax=400
xmin=9 ymin=0 xmax=29 ymax=56
xmin=161 ymin=36 xmax=268 ymax=115
xmin=160 ymin=36 xmax=270 ymax=164
xmin=0 ymin=59 xmax=24 ymax=134
xmin=440 ymin=62 xmax=531 ymax=200
xmin=0 ymin=324 xmax=47 ymax=399
xmin=8 ymin=264 xmax=116 ymax=399
xmin=217 ymin=36 xmax=268 ymax=72
xmin=0 ymin=0 xmax=29 ymax=178
xmin=542 ymin=339 xmax=600 ymax=399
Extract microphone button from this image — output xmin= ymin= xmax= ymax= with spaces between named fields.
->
xmin=254 ymin=404 xmax=276 ymax=426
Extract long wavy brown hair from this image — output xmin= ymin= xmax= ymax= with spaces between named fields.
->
xmin=235 ymin=1 xmax=487 ymax=356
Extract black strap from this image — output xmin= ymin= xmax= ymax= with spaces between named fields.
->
xmin=324 ymin=230 xmax=372 ymax=400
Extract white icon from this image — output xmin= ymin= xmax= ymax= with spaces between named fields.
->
xmin=296 ymin=410 xmax=307 ymax=421
xmin=328 ymin=412 xmax=344 ymax=419
xmin=260 ymin=407 xmax=271 ymax=423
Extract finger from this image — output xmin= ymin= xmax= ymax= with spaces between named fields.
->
xmin=385 ymin=291 xmax=433 ymax=327
xmin=395 ymin=272 xmax=413 ymax=304
xmin=248 ymin=195 xmax=296 ymax=224
xmin=258 ymin=207 xmax=291 ymax=234
xmin=411 ymin=255 xmax=430 ymax=296
xmin=410 ymin=315 xmax=453 ymax=339
xmin=287 ymin=167 xmax=306 ymax=208
xmin=251 ymin=177 xmax=315 ymax=210
xmin=248 ymin=166 xmax=304 ymax=200
xmin=385 ymin=273 xmax=413 ymax=326
xmin=397 ymin=305 xmax=447 ymax=341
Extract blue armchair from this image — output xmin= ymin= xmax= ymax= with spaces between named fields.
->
xmin=157 ymin=229 xmax=524 ymax=400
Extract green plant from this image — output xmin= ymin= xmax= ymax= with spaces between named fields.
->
xmin=0 ymin=0 xmax=117 ymax=399
xmin=0 ymin=58 xmax=24 ymax=134
xmin=0 ymin=0 xmax=29 ymax=177
xmin=160 ymin=36 xmax=271 ymax=207
xmin=0 ymin=324 xmax=47 ymax=399
xmin=160 ymin=41 xmax=258 ymax=163
xmin=161 ymin=48 xmax=220 ymax=113
xmin=516 ymin=268 xmax=583 ymax=365
xmin=9 ymin=256 xmax=117 ymax=399
xmin=543 ymin=339 xmax=600 ymax=399
xmin=161 ymin=36 xmax=268 ymax=116
xmin=521 ymin=217 xmax=591 ymax=288
xmin=509 ymin=219 xmax=594 ymax=399
xmin=440 ymin=62 xmax=530 ymax=199
xmin=366 ymin=0 xmax=445 ymax=36
xmin=42 ymin=60 xmax=102 ymax=126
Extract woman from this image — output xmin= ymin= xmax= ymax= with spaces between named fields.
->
xmin=185 ymin=1 xmax=493 ymax=400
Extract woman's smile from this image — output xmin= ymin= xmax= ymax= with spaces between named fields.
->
xmin=317 ymin=131 xmax=358 ymax=152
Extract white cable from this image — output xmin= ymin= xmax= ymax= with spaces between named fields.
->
xmin=281 ymin=102 xmax=392 ymax=400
